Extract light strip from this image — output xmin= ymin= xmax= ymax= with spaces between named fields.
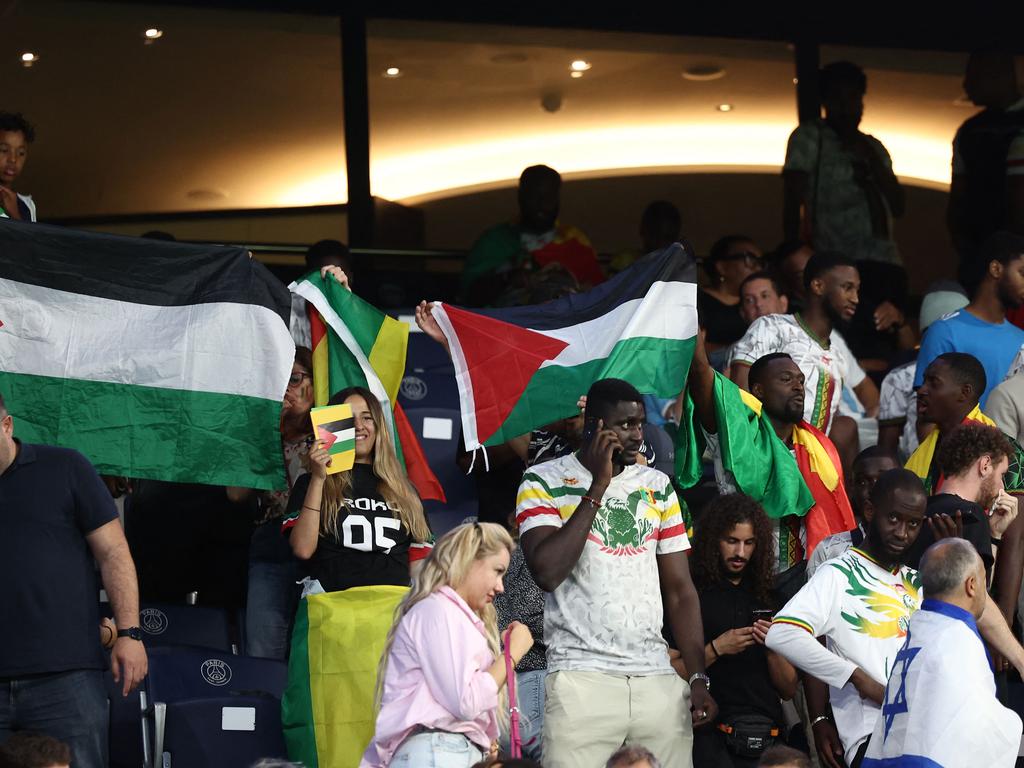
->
xmin=279 ymin=122 xmax=954 ymax=206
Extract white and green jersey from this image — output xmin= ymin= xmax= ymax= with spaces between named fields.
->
xmin=767 ymin=548 xmax=922 ymax=766
xmin=516 ymin=453 xmax=689 ymax=675
xmin=730 ymin=313 xmax=866 ymax=432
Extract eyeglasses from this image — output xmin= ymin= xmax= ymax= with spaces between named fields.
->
xmin=288 ymin=372 xmax=312 ymax=386
xmin=722 ymin=250 xmax=765 ymax=269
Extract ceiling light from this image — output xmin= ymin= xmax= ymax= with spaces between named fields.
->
xmin=716 ymin=103 xmax=734 ymax=112
xmin=383 ymin=66 xmax=402 ymax=78
xmin=144 ymin=28 xmax=163 ymax=40
xmin=570 ymin=71 xmax=583 ymax=79
xmin=682 ymin=64 xmax=725 ymax=82
xmin=570 ymin=59 xmax=591 ymax=72
xmin=20 ymin=52 xmax=38 ymax=67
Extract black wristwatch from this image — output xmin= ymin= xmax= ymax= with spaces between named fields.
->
xmin=117 ymin=626 xmax=144 ymax=641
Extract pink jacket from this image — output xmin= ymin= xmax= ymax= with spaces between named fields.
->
xmin=360 ymin=586 xmax=500 ymax=766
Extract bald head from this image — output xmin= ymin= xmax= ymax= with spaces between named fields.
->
xmin=920 ymin=538 xmax=987 ymax=618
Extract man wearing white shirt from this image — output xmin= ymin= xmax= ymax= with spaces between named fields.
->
xmin=767 ymin=469 xmax=1024 ymax=767
xmin=863 ymin=538 xmax=1022 ymax=767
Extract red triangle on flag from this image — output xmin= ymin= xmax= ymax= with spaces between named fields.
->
xmin=443 ymin=304 xmax=569 ymax=445
xmin=317 ymin=425 xmax=338 ymax=449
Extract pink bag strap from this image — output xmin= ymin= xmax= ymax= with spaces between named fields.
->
xmin=504 ymin=635 xmax=522 ymax=758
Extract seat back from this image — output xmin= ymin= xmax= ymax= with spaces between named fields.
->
xmin=137 ymin=603 xmax=235 ymax=652
xmin=160 ymin=696 xmax=287 ymax=768
xmin=146 ymin=646 xmax=288 ymax=705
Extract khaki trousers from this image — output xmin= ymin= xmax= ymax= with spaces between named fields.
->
xmin=542 ymin=670 xmax=693 ymax=768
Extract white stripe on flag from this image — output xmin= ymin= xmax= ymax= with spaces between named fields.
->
xmin=330 ymin=427 xmax=356 ymax=443
xmin=431 ymin=303 xmax=482 ymax=451
xmin=1 ymin=277 xmax=293 ymax=401
xmin=537 ymin=281 xmax=698 ymax=368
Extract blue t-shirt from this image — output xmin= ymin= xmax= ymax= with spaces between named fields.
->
xmin=913 ymin=310 xmax=1024 ymax=407
xmin=0 ymin=441 xmax=118 ymax=677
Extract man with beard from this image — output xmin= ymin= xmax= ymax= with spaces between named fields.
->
xmin=904 ymin=423 xmax=1017 ymax=580
xmin=686 ymin=338 xmax=855 ymax=602
xmin=913 ymin=231 xmax=1024 ymax=408
xmin=691 ymin=494 xmax=798 ymax=767
xmin=766 ymin=469 xmax=1024 ymax=768
xmin=729 ymin=252 xmax=879 ymax=466
xmin=517 ymin=378 xmax=715 ymax=768
xmin=807 ymin=446 xmax=900 ymax=578
xmin=909 ymin=351 xmax=1024 ymax=671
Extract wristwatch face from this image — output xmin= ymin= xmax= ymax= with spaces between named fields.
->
xmin=119 ymin=627 xmax=143 ymax=641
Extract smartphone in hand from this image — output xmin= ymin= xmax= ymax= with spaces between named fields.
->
xmin=751 ymin=609 xmax=774 ymax=625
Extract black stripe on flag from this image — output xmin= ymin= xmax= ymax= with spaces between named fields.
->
xmin=319 ymin=416 xmax=355 ymax=435
xmin=0 ymin=219 xmax=290 ymax=321
xmin=465 ymin=241 xmax=697 ymax=331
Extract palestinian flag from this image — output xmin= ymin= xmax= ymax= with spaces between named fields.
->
xmin=433 ymin=243 xmax=698 ymax=450
xmin=0 ymin=220 xmax=293 ymax=489
xmin=290 ymin=272 xmax=445 ymax=502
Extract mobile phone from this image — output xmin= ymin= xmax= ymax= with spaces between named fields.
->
xmin=751 ymin=609 xmax=774 ymax=624
xmin=581 ymin=417 xmax=600 ymax=445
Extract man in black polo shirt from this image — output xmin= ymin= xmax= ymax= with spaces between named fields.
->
xmin=904 ymin=422 xmax=1017 ymax=580
xmin=0 ymin=392 xmax=148 ymax=768
xmin=691 ymin=494 xmax=799 ymax=767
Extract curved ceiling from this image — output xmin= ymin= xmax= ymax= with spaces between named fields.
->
xmin=3 ymin=4 xmax=982 ymax=218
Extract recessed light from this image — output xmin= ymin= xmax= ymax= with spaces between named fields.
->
xmin=570 ymin=59 xmax=591 ymax=72
xmin=20 ymin=52 xmax=38 ymax=67
xmin=383 ymin=66 xmax=402 ymax=78
xmin=793 ymin=77 xmax=799 ymax=85
xmin=716 ymin=103 xmax=734 ymax=112
xmin=144 ymin=28 xmax=163 ymax=40
xmin=570 ymin=71 xmax=584 ymax=79
xmin=682 ymin=64 xmax=725 ymax=82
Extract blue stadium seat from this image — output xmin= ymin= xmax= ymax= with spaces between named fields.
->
xmin=401 ymin=406 xmax=478 ymax=534
xmin=399 ymin=324 xmax=460 ymax=412
xmin=137 ymin=602 xmax=235 ymax=652
xmin=143 ymin=646 xmax=288 ymax=768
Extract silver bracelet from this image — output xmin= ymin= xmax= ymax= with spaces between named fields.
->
xmin=810 ymin=714 xmax=831 ymax=728
xmin=688 ymin=672 xmax=711 ymax=691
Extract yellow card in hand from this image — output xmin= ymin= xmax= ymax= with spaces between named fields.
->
xmin=310 ymin=404 xmax=355 ymax=474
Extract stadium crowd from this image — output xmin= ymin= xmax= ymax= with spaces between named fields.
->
xmin=4 ymin=53 xmax=1024 ymax=768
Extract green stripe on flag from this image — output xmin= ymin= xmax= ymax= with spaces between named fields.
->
xmin=282 ymin=599 xmax=319 ymax=768
xmin=328 ymin=439 xmax=355 ymax=455
xmin=0 ymin=371 xmax=286 ymax=490
xmin=488 ymin=335 xmax=695 ymax=446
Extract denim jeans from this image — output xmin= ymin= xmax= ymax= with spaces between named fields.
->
xmin=390 ymin=731 xmax=484 ymax=767
xmin=502 ymin=669 xmax=545 ymax=761
xmin=0 ymin=670 xmax=108 ymax=768
xmin=246 ymin=522 xmax=302 ymax=659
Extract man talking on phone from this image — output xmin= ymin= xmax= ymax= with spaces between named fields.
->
xmin=517 ymin=378 xmax=715 ymax=768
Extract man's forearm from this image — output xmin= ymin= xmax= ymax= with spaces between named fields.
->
xmin=523 ymin=493 xmax=603 ymax=591
xmin=991 ymin=504 xmax=1024 ymax=621
xmin=979 ymin=593 xmax=1024 ymax=675
xmin=99 ymin=540 xmax=141 ymax=630
xmin=665 ymin=582 xmax=707 ymax=677
xmin=766 ymin=624 xmax=857 ymax=688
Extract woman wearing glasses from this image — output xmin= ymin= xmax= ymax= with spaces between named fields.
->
xmin=242 ymin=347 xmax=316 ymax=659
xmin=698 ymin=236 xmax=765 ymax=360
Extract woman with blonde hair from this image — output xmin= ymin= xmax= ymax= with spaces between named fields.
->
xmin=360 ymin=522 xmax=534 ymax=767
xmin=283 ymin=386 xmax=433 ymax=590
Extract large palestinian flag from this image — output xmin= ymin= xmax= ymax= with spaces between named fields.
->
xmin=0 ymin=219 xmax=294 ymax=489
xmin=290 ymin=271 xmax=445 ymax=502
xmin=433 ymin=243 xmax=698 ymax=450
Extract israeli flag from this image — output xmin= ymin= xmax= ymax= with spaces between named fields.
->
xmin=863 ymin=600 xmax=1021 ymax=768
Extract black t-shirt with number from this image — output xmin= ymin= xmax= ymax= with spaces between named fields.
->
xmin=284 ymin=464 xmax=422 ymax=592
